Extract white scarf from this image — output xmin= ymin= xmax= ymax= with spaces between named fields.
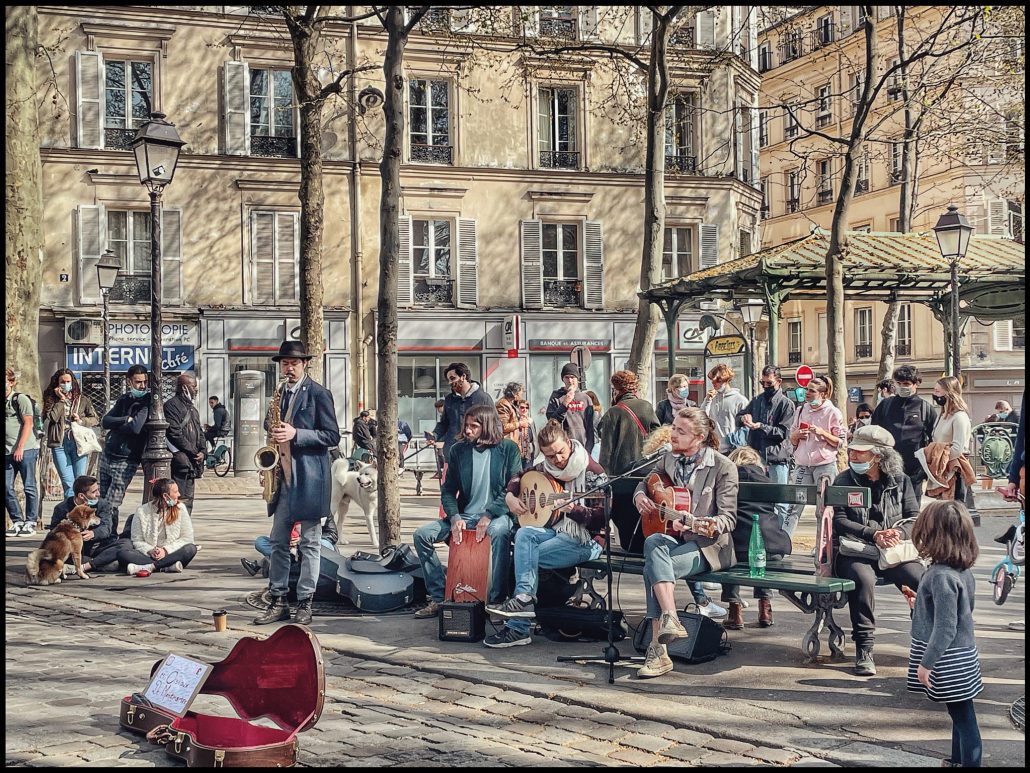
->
xmin=542 ymin=440 xmax=593 ymax=544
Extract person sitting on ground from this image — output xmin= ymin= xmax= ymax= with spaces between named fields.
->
xmin=50 ymin=475 xmax=126 ymax=574
xmin=485 ymin=420 xmax=608 ymax=648
xmin=832 ymin=425 xmax=923 ymax=677
xmin=633 ymin=408 xmax=738 ymax=678
xmin=242 ymin=516 xmax=340 ymax=579
xmin=117 ymin=478 xmax=198 ymax=576
xmin=656 ymin=373 xmax=698 ymax=425
xmin=720 ymin=447 xmax=792 ymax=630
xmin=412 ymin=404 xmax=521 ymax=618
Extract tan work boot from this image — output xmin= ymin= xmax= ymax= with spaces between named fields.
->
xmin=657 ymin=611 xmax=688 ymax=644
xmin=724 ymin=602 xmax=744 ymax=630
xmin=637 ymin=642 xmax=673 ymax=678
xmin=758 ymin=598 xmax=774 ymax=627
xmin=414 ymin=600 xmax=442 ymax=619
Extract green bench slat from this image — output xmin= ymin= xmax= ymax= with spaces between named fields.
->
xmin=738 ymin=481 xmax=871 ymax=507
xmin=578 ymin=559 xmax=854 ymax=593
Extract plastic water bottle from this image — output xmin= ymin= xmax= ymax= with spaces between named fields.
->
xmin=748 ymin=514 xmax=766 ymax=578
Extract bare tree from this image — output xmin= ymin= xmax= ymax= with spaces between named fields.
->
xmin=5 ymin=6 xmax=44 ymax=397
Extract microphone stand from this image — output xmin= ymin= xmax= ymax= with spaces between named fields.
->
xmin=555 ymin=452 xmax=665 ymax=684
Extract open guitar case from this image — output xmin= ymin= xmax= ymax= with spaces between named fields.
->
xmin=119 ymin=624 xmax=324 ymax=767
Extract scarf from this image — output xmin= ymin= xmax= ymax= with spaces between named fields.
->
xmin=542 ymin=440 xmax=593 ymax=544
xmin=667 ymin=393 xmax=687 ymax=412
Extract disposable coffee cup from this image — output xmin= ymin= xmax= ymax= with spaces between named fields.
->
xmin=212 ymin=610 xmax=228 ymax=632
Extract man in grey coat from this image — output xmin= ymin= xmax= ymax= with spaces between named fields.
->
xmin=254 ymin=341 xmax=340 ymax=626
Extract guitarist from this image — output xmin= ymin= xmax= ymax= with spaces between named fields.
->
xmin=632 ymin=407 xmax=739 ymax=678
xmin=485 ymin=420 xmax=608 ymax=648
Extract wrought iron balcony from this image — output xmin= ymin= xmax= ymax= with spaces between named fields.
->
xmin=817 ymin=188 xmax=833 ymax=204
xmin=855 ymin=179 xmax=870 ymax=194
xmin=889 ymin=169 xmax=903 ymax=185
xmin=104 ymin=128 xmax=136 ymax=150
xmin=413 ymin=276 xmax=454 ymax=306
xmin=543 ymin=278 xmax=581 ymax=307
xmin=855 ymin=343 xmax=873 ymax=359
xmin=419 ymin=7 xmax=450 ymax=33
xmin=788 ymin=351 xmax=802 ymax=364
xmin=760 ymin=204 xmax=770 ymax=218
xmin=780 ymin=41 xmax=803 ymax=63
xmin=665 ymin=154 xmax=697 ymax=174
xmin=896 ymin=341 xmax=912 ymax=356
xmin=787 ymin=198 xmax=800 ymax=213
xmin=669 ymin=26 xmax=694 ymax=48
xmin=539 ymin=16 xmax=577 ymax=40
xmin=410 ymin=144 xmax=453 ymax=165
xmin=539 ymin=150 xmax=580 ymax=169
xmin=109 ymin=274 xmax=151 ymax=305
xmin=251 ymin=134 xmax=297 ymax=158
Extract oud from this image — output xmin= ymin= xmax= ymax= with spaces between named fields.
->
xmin=516 ymin=471 xmax=575 ymax=528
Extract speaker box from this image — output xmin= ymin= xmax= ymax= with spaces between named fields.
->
xmin=633 ymin=611 xmax=728 ymax=664
xmin=438 ymin=601 xmax=486 ymax=642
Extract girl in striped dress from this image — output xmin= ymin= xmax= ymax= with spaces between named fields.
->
xmin=906 ymin=500 xmax=983 ymax=768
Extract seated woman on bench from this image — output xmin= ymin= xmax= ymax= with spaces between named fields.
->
xmin=633 ymin=407 xmax=739 ymax=678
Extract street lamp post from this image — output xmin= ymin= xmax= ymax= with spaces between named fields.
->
xmin=96 ymin=249 xmax=121 ymax=412
xmin=933 ymin=204 xmax=974 ymax=379
xmin=131 ymin=111 xmax=186 ymax=499
xmin=737 ymin=299 xmax=766 ymax=396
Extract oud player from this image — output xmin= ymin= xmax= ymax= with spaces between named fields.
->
xmin=632 ymin=407 xmax=738 ymax=678
xmin=253 ymin=341 xmax=339 ymax=627
xmin=485 ymin=420 xmax=608 ymax=648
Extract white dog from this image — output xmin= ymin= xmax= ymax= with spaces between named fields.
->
xmin=330 ymin=458 xmax=379 ymax=549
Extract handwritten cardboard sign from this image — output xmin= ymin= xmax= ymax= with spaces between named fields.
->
xmin=142 ymin=653 xmax=213 ymax=717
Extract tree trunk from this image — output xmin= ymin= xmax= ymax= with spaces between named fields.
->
xmin=294 ymin=24 xmax=326 ymax=384
xmin=626 ymin=12 xmax=671 ymax=401
xmin=375 ymin=8 xmax=406 ymax=549
xmin=5 ymin=6 xmax=43 ymax=397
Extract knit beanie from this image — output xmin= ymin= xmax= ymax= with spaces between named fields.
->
xmin=560 ymin=363 xmax=581 ymax=380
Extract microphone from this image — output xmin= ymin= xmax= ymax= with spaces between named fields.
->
xmin=642 ymin=443 xmax=671 ymax=462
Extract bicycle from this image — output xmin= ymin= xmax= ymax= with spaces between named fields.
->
xmin=989 ymin=493 xmax=1024 ymax=605
xmin=205 ymin=437 xmax=233 ymax=478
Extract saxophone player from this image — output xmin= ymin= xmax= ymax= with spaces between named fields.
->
xmin=253 ymin=341 xmax=340 ymax=626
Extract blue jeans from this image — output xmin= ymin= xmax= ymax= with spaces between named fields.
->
xmin=255 ymin=534 xmax=335 ymax=556
xmin=506 ymin=527 xmax=600 ymax=636
xmin=767 ymin=462 xmax=790 ymax=529
xmin=642 ymin=533 xmax=709 ymax=619
xmin=51 ymin=435 xmax=89 ymax=498
xmin=268 ymin=497 xmax=323 ymax=601
xmin=946 ymin=699 xmax=982 ymax=767
xmin=413 ymin=514 xmax=513 ymax=604
xmin=785 ymin=461 xmax=838 ymax=537
xmin=5 ymin=448 xmax=39 ymax=525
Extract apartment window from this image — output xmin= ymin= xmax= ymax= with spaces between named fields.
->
xmin=890 ymin=140 xmax=903 ymax=184
xmin=760 ymin=178 xmax=770 ymax=218
xmin=539 ymin=6 xmax=577 ymax=39
xmin=1014 ymin=320 xmax=1026 ymax=350
xmin=1009 ymin=201 xmax=1024 ymax=244
xmin=107 ymin=210 xmax=152 ymax=304
xmin=758 ymin=42 xmax=773 ymax=72
xmin=855 ymin=151 xmax=870 ymax=194
xmin=848 ymin=70 xmax=864 ymax=115
xmin=788 ymin=319 xmax=802 ymax=364
xmin=104 ymin=60 xmax=153 ymax=150
xmin=538 ymin=87 xmax=579 ymax=169
xmin=542 ymin=223 xmax=580 ymax=305
xmin=665 ymin=93 xmax=698 ymax=173
xmin=853 ymin=223 xmax=872 ymax=232
xmin=887 ymin=59 xmax=903 ymax=101
xmin=735 ymin=101 xmax=755 ymax=182
xmin=814 ymin=13 xmax=835 ymax=48
xmin=786 ymin=169 xmax=800 ymax=213
xmin=897 ymin=303 xmax=912 ymax=356
xmin=781 ymin=29 xmax=803 ymax=62
xmin=889 ymin=216 xmax=902 ymax=232
xmin=758 ymin=111 xmax=769 ymax=147
xmin=816 ymin=84 xmax=833 ymax=126
xmin=784 ymin=103 xmax=800 ymax=139
xmin=250 ymin=68 xmax=296 ymax=157
xmin=409 ymin=79 xmax=452 ymax=164
xmin=1004 ymin=109 xmax=1024 ymax=160
xmin=855 ymin=307 xmax=873 ymax=358
xmin=251 ymin=211 xmax=299 ymax=305
xmin=817 ymin=158 xmax=833 ymax=204
xmin=412 ymin=219 xmax=453 ymax=305
xmin=662 ymin=227 xmax=693 ymax=281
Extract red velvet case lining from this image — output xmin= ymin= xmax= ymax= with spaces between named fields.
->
xmin=173 ymin=713 xmax=294 ymax=748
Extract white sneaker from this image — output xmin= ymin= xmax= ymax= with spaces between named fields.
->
xmin=19 ymin=524 xmax=36 ymax=538
xmin=5 ymin=523 xmax=23 ymax=537
xmin=126 ymin=563 xmax=142 ymax=576
xmin=700 ymin=582 xmax=722 ymax=592
xmin=697 ymin=600 xmax=728 ymax=619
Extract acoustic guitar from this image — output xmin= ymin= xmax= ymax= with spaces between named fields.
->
xmin=642 ymin=470 xmax=696 ymax=538
xmin=516 ymin=470 xmax=573 ymax=528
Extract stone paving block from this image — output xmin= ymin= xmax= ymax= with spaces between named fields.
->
xmin=492 ymin=691 xmax=541 ymax=707
xmin=532 ymin=726 xmax=588 ymax=746
xmin=433 ymin=677 xmax=476 ymax=692
xmin=608 ymin=747 xmax=664 ymax=766
xmin=661 ymin=727 xmax=714 ymax=746
xmin=792 ymin=756 xmax=842 ymax=767
xmin=481 ymin=701 xmax=526 ymax=717
xmin=565 ymin=718 xmax=628 ymax=741
xmin=455 ymin=694 xmax=496 ymax=710
xmin=464 ymin=683 xmax=504 ymax=698
xmin=555 ymin=703 xmax=602 ymax=719
xmin=592 ymin=711 xmax=637 ymax=727
xmin=629 ymin=719 xmax=677 ymax=737
xmin=743 ymin=745 xmax=802 ymax=764
xmin=662 ymin=743 xmax=710 ymax=763
xmin=705 ymin=737 xmax=756 ymax=755
xmin=424 ymin=688 xmax=465 ymax=703
xmin=502 ymin=720 xmax=548 ymax=738
xmin=32 ymin=741 xmax=95 ymax=756
xmin=620 ymin=732 xmax=675 ymax=753
xmin=698 ymin=750 xmax=763 ymax=766
xmin=568 ymin=737 xmax=623 ymax=757
xmin=514 ymin=709 xmax=554 ymax=724
xmin=79 ymin=746 xmax=133 ymax=762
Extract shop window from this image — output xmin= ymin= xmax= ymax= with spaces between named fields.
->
xmin=397 ymin=356 xmax=482 ymax=436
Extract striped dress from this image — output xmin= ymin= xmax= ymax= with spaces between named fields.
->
xmin=906 ymin=563 xmax=983 ymax=703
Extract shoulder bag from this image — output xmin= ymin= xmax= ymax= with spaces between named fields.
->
xmin=877 ymin=517 xmax=921 ymax=570
xmin=837 ymin=535 xmax=880 ymax=561
xmin=71 ymin=420 xmax=102 ymax=457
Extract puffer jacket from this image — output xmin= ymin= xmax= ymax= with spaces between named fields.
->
xmin=831 ymin=467 xmax=920 ymax=547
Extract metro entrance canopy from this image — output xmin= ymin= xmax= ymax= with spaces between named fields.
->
xmin=640 ymin=229 xmax=1025 ymax=367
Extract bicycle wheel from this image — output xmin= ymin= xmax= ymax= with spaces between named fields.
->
xmin=214 ymin=447 xmax=232 ymax=477
xmin=993 ymin=565 xmax=1014 ymax=605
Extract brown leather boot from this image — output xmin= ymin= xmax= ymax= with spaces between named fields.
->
xmin=724 ymin=602 xmax=744 ymax=630
xmin=758 ymin=599 xmax=774 ymax=627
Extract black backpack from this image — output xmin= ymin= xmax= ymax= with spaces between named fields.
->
xmin=11 ymin=392 xmax=45 ymax=440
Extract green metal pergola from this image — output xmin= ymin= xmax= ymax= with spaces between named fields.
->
xmin=641 ymin=229 xmax=1026 ymax=376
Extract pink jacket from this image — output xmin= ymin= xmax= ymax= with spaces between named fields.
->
xmin=790 ymin=401 xmax=845 ymax=467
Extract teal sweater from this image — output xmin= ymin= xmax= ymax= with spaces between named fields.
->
xmin=441 ymin=439 xmax=522 ymax=520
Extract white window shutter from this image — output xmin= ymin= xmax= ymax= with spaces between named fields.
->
xmin=993 ymin=320 xmax=1013 ymax=351
xmin=75 ymin=51 xmax=104 ymax=150
xmin=76 ymin=204 xmax=105 ymax=304
xmin=583 ymin=221 xmax=604 ymax=309
xmin=224 ymin=60 xmax=250 ymax=156
xmin=451 ymin=8 xmax=477 ymax=33
xmin=988 ymin=199 xmax=1009 ymax=237
xmin=578 ymin=6 xmax=598 ymax=39
xmin=397 ymin=215 xmax=413 ymax=306
xmin=522 ymin=8 xmax=540 ymax=37
xmin=295 ymin=103 xmax=302 ymax=158
xmin=456 ymin=218 xmax=478 ymax=309
xmin=276 ymin=212 xmax=299 ymax=303
xmin=696 ymin=10 xmax=716 ymax=49
xmin=875 ymin=6 xmax=891 ymax=21
xmin=520 ymin=219 xmax=544 ymax=309
xmin=638 ymin=7 xmax=653 ymax=44
xmin=700 ymin=223 xmax=719 ymax=268
xmin=252 ymin=211 xmax=275 ymax=305
xmin=731 ymin=6 xmax=742 ymax=56
xmin=161 ymin=208 xmax=183 ymax=305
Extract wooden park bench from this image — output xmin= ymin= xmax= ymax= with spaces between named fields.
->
xmin=571 ymin=479 xmax=869 ymax=662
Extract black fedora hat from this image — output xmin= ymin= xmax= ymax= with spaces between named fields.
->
xmin=271 ymin=340 xmax=314 ymax=362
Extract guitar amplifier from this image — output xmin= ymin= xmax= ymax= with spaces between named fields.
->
xmin=438 ymin=601 xmax=486 ymax=642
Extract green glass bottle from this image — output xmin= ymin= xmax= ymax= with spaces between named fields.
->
xmin=748 ymin=513 xmax=766 ymax=578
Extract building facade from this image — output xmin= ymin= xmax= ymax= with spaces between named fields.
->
xmin=35 ymin=5 xmax=762 ymax=434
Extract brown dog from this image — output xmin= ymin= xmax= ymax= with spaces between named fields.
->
xmin=25 ymin=504 xmax=101 ymax=585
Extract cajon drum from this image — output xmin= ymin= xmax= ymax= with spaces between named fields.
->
xmin=444 ymin=534 xmax=491 ymax=604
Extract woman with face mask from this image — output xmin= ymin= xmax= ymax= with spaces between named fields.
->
xmin=116 ymin=478 xmax=197 ymax=576
xmin=43 ymin=368 xmax=100 ymax=498
xmin=848 ymin=403 xmax=874 ymax=442
xmin=831 ymin=425 xmax=923 ymax=677
xmin=927 ymin=376 xmax=973 ymax=503
xmin=786 ymin=375 xmax=846 ymax=537
xmin=656 ymin=374 xmax=697 ymax=425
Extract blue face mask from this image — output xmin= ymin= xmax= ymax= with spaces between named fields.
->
xmin=808 ymin=398 xmax=823 ymax=408
xmin=996 ymin=411 xmax=1008 ymax=420
xmin=60 ymin=382 xmax=73 ymax=393
xmin=849 ymin=460 xmax=872 ymax=475
xmin=164 ymin=497 xmax=177 ymax=508
xmin=85 ymin=497 xmax=99 ymax=506
xmin=130 ymin=388 xmax=149 ymax=399
xmin=677 ymin=387 xmax=690 ymax=399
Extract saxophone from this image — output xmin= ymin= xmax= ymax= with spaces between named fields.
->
xmin=256 ymin=380 xmax=287 ymax=503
